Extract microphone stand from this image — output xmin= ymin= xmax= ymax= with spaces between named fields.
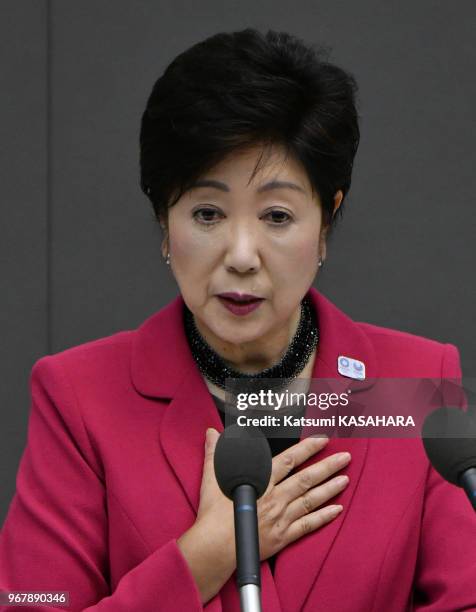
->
xmin=233 ymin=484 xmax=262 ymax=612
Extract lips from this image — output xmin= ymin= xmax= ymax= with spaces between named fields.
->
xmin=217 ymin=292 xmax=263 ymax=303
xmin=217 ymin=295 xmax=264 ymax=316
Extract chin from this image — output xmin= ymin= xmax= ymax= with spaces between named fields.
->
xmin=212 ymin=321 xmax=266 ymax=344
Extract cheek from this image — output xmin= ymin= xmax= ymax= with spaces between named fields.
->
xmin=171 ymin=235 xmax=196 ymax=263
xmin=169 ymin=224 xmax=212 ymax=268
xmin=269 ymin=233 xmax=320 ymax=297
xmin=168 ymin=226 xmax=221 ymax=304
xmin=293 ymin=237 xmax=319 ymax=261
xmin=271 ymin=231 xmax=319 ymax=269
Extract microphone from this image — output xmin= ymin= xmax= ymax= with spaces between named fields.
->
xmin=214 ymin=424 xmax=272 ymax=612
xmin=421 ymin=407 xmax=476 ymax=510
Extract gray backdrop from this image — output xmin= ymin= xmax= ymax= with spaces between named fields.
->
xmin=1 ymin=1 xmax=475 ymax=523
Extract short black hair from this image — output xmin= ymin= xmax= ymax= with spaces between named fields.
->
xmin=140 ymin=28 xmax=360 ymax=233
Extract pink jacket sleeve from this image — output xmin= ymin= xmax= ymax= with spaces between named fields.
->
xmin=413 ymin=343 xmax=476 ymax=610
xmin=0 ymin=357 xmax=206 ymax=611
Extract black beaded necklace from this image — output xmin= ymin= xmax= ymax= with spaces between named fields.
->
xmin=183 ymin=293 xmax=318 ymax=394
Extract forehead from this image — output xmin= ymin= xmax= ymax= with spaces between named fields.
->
xmin=198 ymin=143 xmax=312 ymax=194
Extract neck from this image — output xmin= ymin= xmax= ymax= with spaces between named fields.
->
xmin=205 ymin=343 xmax=318 ymax=401
xmin=193 ymin=303 xmax=302 ymax=374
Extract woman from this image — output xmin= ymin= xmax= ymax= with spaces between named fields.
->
xmin=1 ymin=28 xmax=475 ymax=611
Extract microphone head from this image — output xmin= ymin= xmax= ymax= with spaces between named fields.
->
xmin=214 ymin=424 xmax=272 ymax=500
xmin=421 ymin=407 xmax=476 ymax=485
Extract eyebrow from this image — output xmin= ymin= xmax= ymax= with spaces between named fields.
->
xmin=189 ymin=179 xmax=307 ymax=195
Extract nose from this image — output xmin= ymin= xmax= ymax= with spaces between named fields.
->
xmin=223 ymin=223 xmax=260 ymax=274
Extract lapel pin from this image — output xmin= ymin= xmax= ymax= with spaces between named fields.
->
xmin=337 ymin=355 xmax=366 ymax=380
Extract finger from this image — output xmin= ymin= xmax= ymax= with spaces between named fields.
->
xmin=287 ymin=504 xmax=344 ymax=543
xmin=279 ymin=451 xmax=351 ymax=500
xmin=203 ymin=427 xmax=220 ymax=473
xmin=285 ymin=474 xmax=349 ymax=523
xmin=271 ymin=435 xmax=329 ymax=486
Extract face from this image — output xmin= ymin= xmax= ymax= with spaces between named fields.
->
xmin=162 ymin=143 xmax=342 ymax=371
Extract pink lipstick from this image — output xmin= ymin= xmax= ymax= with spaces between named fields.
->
xmin=217 ymin=292 xmax=264 ymax=316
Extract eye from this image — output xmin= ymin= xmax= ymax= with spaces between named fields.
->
xmin=192 ymin=207 xmax=222 ymax=224
xmin=264 ymin=209 xmax=292 ymax=225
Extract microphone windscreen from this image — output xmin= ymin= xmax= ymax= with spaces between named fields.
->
xmin=214 ymin=424 xmax=272 ymax=499
xmin=421 ymin=407 xmax=476 ymax=485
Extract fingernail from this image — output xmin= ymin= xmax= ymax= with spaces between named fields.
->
xmin=328 ymin=504 xmax=343 ymax=517
xmin=310 ymin=435 xmax=329 ymax=446
xmin=334 ymin=452 xmax=351 ymax=464
xmin=311 ymin=434 xmax=329 ymax=441
xmin=335 ymin=475 xmax=349 ymax=486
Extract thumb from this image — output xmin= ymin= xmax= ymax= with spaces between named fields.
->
xmin=204 ymin=427 xmax=219 ymax=464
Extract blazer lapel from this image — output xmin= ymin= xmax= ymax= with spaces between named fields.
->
xmin=131 ymin=294 xmax=224 ymax=515
xmin=159 ymin=364 xmax=224 ymax=513
xmin=273 ymin=289 xmax=378 ymax=612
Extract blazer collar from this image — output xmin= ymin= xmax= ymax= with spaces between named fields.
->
xmin=130 ymin=287 xmax=378 ymax=612
xmin=130 ymin=285 xmax=379 ymax=399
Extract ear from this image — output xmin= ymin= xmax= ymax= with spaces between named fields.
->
xmin=158 ymin=214 xmax=169 ymax=257
xmin=158 ymin=214 xmax=167 ymax=232
xmin=319 ymin=226 xmax=329 ymax=263
xmin=333 ymin=189 xmax=344 ymax=215
xmin=161 ymin=236 xmax=169 ymax=260
xmin=319 ymin=190 xmax=344 ymax=262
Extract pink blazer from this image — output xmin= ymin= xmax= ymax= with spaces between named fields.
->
xmin=1 ymin=286 xmax=475 ymax=611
